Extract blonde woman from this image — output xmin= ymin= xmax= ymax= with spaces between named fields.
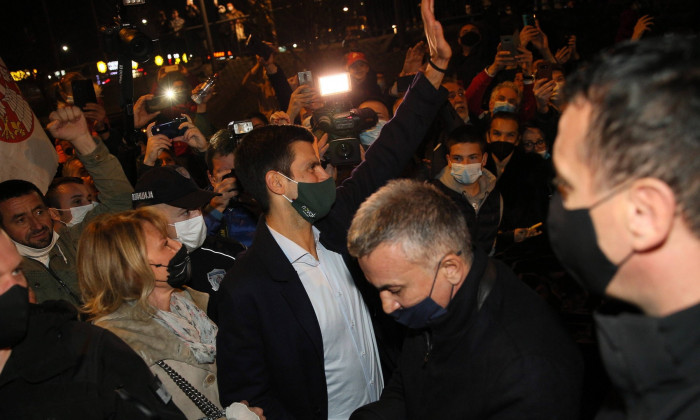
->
xmin=78 ymin=208 xmax=263 ymax=420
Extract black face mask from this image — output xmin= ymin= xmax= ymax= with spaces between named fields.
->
xmin=547 ymin=192 xmax=631 ymax=295
xmin=460 ymin=32 xmax=481 ymax=47
xmin=152 ymin=245 xmax=191 ymax=289
xmin=489 ymin=141 xmax=515 ymax=160
xmin=0 ymin=285 xmax=30 ymax=348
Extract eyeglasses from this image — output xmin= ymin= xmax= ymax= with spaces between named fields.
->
xmin=447 ymin=90 xmax=465 ymax=100
xmin=522 ymin=139 xmax=546 ymax=148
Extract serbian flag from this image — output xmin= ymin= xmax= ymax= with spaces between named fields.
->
xmin=0 ymin=57 xmax=58 ymax=193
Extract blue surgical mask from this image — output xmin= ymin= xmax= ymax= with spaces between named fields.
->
xmin=450 ymin=162 xmax=482 ymax=185
xmin=537 ymin=150 xmax=551 ymax=160
xmin=390 ymin=251 xmax=461 ymax=329
xmin=492 ymin=101 xmax=516 ymax=113
xmin=359 ymin=120 xmax=387 ymax=147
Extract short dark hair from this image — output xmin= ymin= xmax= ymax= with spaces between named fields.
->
xmin=206 ymin=129 xmax=238 ymax=172
xmin=489 ymin=111 xmax=520 ymax=130
xmin=565 ymin=35 xmax=700 ymax=237
xmin=234 ymin=125 xmax=315 ymax=212
xmin=46 ymin=177 xmax=84 ymax=208
xmin=0 ymin=180 xmax=46 ymax=226
xmin=445 ymin=124 xmax=486 ymax=155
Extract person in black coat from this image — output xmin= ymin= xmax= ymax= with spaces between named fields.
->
xmin=215 ymin=3 xmax=452 ymax=417
xmin=0 ymin=229 xmax=185 ymax=420
xmin=346 ymin=179 xmax=583 ymax=420
xmin=482 ymin=112 xmax=551 ymax=253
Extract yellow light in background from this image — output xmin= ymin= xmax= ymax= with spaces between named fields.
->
xmin=96 ymin=61 xmax=107 ymax=73
xmin=154 ymin=55 xmax=164 ymax=66
xmin=175 ymin=57 xmax=181 ymax=65
xmin=182 ymin=54 xmax=188 ymax=63
xmin=131 ymin=60 xmax=138 ymax=69
xmin=10 ymin=70 xmax=27 ymax=81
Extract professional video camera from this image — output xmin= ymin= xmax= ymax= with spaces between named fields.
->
xmin=312 ymin=73 xmax=378 ymax=167
xmin=314 ymin=107 xmax=377 ymax=166
xmin=101 ymin=22 xmax=153 ymax=63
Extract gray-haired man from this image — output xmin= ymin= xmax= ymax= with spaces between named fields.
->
xmin=347 ymin=179 xmax=582 ymax=420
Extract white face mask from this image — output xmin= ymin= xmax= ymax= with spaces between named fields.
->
xmin=54 ymin=202 xmax=98 ymax=227
xmin=13 ymin=231 xmax=60 ymax=267
xmin=450 ymin=162 xmax=483 ymax=185
xmin=170 ymin=215 xmax=207 ymax=251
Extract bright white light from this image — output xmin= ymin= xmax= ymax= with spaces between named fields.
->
xmin=173 ymin=53 xmax=179 ymax=59
xmin=142 ymin=19 xmax=148 ymax=24
xmin=318 ymin=73 xmax=351 ymax=96
xmin=54 ymin=71 xmax=61 ymax=77
xmin=61 ymin=45 xmax=69 ymax=52
xmin=343 ymin=6 xmax=349 ymax=12
xmin=292 ymin=43 xmax=297 ymax=48
xmin=60 ymin=70 xmax=66 ymax=76
xmin=164 ymin=88 xmax=175 ymax=99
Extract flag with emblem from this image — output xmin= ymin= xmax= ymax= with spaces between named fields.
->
xmin=0 ymin=56 xmax=58 ymax=193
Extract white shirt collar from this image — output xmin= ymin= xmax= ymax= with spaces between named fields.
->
xmin=267 ymin=224 xmax=321 ymax=267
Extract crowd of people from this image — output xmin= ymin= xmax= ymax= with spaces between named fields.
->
xmin=1 ymin=0 xmax=699 ymax=419
xmin=155 ymin=0 xmax=276 ymax=58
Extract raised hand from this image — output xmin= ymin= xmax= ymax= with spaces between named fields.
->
xmin=133 ymin=94 xmax=161 ymax=129
xmin=631 ymin=15 xmax=654 ymax=41
xmin=47 ymin=106 xmax=96 ymax=154
xmin=144 ymin=122 xmax=172 ymax=166
xmin=174 ymin=114 xmax=208 ymax=153
xmin=421 ymin=0 xmax=452 ymax=88
xmin=401 ymin=41 xmax=428 ymax=76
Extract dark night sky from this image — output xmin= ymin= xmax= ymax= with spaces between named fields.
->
xmin=3 ymin=0 xmax=700 ymax=73
xmin=0 ymin=0 xmax=198 ymax=71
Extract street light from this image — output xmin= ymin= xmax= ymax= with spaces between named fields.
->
xmin=61 ymin=45 xmax=69 ymax=52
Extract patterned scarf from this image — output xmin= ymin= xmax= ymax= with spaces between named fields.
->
xmin=155 ymin=291 xmax=218 ymax=364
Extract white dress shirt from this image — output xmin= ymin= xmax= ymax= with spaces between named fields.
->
xmin=268 ymin=225 xmax=383 ymax=420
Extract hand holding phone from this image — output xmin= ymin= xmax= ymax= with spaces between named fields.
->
xmin=152 ymin=117 xmax=188 ymax=138
xmin=71 ymin=80 xmax=97 ymax=109
xmin=536 ymin=62 xmax=553 ymax=81
xmin=522 ymin=14 xmax=537 ymax=28
xmin=499 ymin=35 xmax=519 ymax=58
xmin=298 ymin=71 xmax=313 ymax=86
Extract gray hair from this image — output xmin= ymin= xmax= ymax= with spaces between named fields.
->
xmin=490 ymin=81 xmax=523 ymax=107
xmin=347 ymin=179 xmax=471 ymax=265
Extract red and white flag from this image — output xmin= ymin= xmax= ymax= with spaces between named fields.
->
xmin=0 ymin=57 xmax=58 ymax=193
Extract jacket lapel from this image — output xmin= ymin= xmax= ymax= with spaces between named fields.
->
xmin=252 ymin=220 xmax=325 ymax=363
